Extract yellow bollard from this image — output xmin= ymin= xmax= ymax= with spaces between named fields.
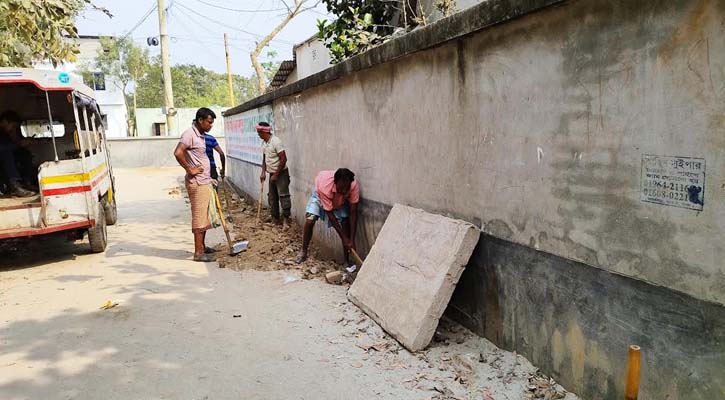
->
xmin=625 ymin=345 xmax=641 ymax=400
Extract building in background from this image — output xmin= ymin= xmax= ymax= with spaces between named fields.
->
xmin=269 ymin=34 xmax=333 ymax=90
xmin=36 ymin=35 xmax=129 ymax=138
xmin=135 ymin=107 xmax=226 ymax=138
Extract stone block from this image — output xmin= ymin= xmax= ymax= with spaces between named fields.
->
xmin=348 ymin=204 xmax=480 ymax=351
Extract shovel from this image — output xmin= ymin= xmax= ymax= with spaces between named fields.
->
xmin=213 ymin=189 xmax=248 ymax=256
xmin=256 ymin=182 xmax=264 ymax=221
xmin=219 ymin=177 xmax=233 ymax=223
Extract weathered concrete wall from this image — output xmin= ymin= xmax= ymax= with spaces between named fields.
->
xmin=271 ymin=0 xmax=725 ymax=305
xmin=224 ymin=0 xmax=725 ymax=398
xmin=108 ymin=137 xmax=226 ymax=168
xmin=135 ymin=107 xmax=226 ymax=137
xmin=447 ymin=234 xmax=725 ymax=400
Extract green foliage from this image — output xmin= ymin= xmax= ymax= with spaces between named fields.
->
xmin=261 ymin=51 xmax=281 ymax=84
xmin=79 ymin=37 xmax=150 ymax=93
xmin=135 ymin=57 xmax=264 ymax=108
xmin=0 ymin=0 xmax=110 ymax=67
xmin=317 ymin=0 xmax=399 ymax=63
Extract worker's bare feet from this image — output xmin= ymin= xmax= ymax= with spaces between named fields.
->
xmin=282 ymin=218 xmax=290 ymax=231
xmin=295 ymin=251 xmax=307 ymax=264
xmin=273 ymin=218 xmax=283 ymax=227
xmin=204 ymin=246 xmax=217 ymax=254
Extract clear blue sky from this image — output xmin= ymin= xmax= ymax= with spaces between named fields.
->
xmin=76 ymin=0 xmax=332 ymax=76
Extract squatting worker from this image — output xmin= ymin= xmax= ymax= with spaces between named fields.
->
xmin=296 ymin=168 xmax=359 ymax=266
xmin=257 ymin=122 xmax=291 ymax=229
xmin=174 ymin=107 xmax=218 ymax=262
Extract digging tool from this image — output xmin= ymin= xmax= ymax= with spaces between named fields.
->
xmin=256 ymin=183 xmax=264 ymax=221
xmin=219 ymin=177 xmax=232 ymax=222
xmin=213 ymin=189 xmax=248 ymax=256
xmin=349 ymin=248 xmax=365 ymax=268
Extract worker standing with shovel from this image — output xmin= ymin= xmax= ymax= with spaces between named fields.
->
xmin=257 ymin=122 xmax=292 ymax=230
xmin=174 ymin=108 xmax=218 ymax=262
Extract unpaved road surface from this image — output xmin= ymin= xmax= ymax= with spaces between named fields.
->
xmin=0 ymin=168 xmax=577 ymax=400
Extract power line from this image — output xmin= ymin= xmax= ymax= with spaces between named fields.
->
xmin=174 ymin=0 xmax=296 ymax=45
xmin=121 ymin=3 xmax=158 ymax=39
xmin=192 ymin=0 xmax=289 ymax=13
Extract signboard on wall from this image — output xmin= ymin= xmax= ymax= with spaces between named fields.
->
xmin=224 ymin=105 xmax=274 ymax=165
xmin=641 ymin=155 xmax=705 ymax=211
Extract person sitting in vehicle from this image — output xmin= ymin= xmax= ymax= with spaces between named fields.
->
xmin=0 ymin=111 xmax=37 ymax=197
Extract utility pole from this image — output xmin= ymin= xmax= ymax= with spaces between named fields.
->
xmin=224 ymin=33 xmax=235 ymax=107
xmin=157 ymin=0 xmax=175 ymax=135
xmin=132 ymin=67 xmax=138 ymax=137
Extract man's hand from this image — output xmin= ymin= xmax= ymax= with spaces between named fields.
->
xmin=260 ymin=173 xmax=266 ymax=183
xmin=187 ymin=165 xmax=203 ymax=176
xmin=271 ymin=172 xmax=279 ymax=182
xmin=220 ymin=168 xmax=225 ymax=178
xmin=342 ymin=237 xmax=354 ymax=251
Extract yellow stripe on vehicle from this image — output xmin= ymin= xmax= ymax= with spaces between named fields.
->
xmin=40 ymin=163 xmax=107 ymax=185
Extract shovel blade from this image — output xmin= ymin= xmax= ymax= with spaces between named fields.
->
xmin=229 ymin=240 xmax=249 ymax=256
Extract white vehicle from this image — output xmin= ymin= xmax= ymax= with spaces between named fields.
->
xmin=0 ymin=68 xmax=117 ymax=252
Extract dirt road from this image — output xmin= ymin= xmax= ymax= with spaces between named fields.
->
xmin=0 ymin=168 xmax=576 ymax=400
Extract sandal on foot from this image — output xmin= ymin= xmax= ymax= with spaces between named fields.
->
xmin=295 ymin=252 xmax=308 ymax=264
xmin=193 ymin=254 xmax=214 ymax=262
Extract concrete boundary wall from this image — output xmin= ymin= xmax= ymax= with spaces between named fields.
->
xmin=108 ymin=137 xmax=226 ymax=169
xmin=224 ymin=1 xmax=725 ymax=398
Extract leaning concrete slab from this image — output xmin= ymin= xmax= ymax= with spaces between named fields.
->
xmin=348 ymin=204 xmax=480 ymax=352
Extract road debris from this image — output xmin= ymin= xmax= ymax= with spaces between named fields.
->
xmin=99 ymin=300 xmax=119 ymax=310
xmin=526 ymin=370 xmax=569 ymax=399
xmin=214 ymin=187 xmax=340 ymax=278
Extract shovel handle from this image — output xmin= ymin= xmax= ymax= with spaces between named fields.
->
xmin=213 ymin=189 xmax=234 ymax=247
xmin=257 ymin=184 xmax=264 ymax=220
xmin=349 ymin=248 xmax=364 ymax=267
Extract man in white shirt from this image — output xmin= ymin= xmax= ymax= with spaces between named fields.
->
xmin=257 ymin=122 xmax=291 ymax=229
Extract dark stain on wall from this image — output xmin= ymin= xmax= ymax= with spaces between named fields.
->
xmin=448 ymin=233 xmax=725 ymax=400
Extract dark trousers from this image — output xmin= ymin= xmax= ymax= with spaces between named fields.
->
xmin=268 ymin=168 xmax=291 ymax=219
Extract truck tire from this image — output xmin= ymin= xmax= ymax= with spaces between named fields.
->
xmin=88 ymin=203 xmax=107 ymax=253
xmin=104 ymin=197 xmax=118 ymax=226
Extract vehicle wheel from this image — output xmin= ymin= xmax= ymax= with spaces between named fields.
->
xmin=88 ymin=202 xmax=107 ymax=253
xmin=104 ymin=196 xmax=118 ymax=226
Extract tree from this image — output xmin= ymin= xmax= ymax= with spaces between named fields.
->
xmin=318 ymin=0 xmax=457 ymax=63
xmin=79 ymin=37 xmax=150 ymax=136
xmin=135 ymin=58 xmax=261 ymax=109
xmin=250 ymin=0 xmax=320 ymax=93
xmin=0 ymin=0 xmax=111 ymax=67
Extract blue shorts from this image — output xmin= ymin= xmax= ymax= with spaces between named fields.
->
xmin=305 ymin=191 xmax=349 ymax=227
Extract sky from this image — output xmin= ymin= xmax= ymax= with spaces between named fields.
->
xmin=75 ymin=0 xmax=333 ymax=76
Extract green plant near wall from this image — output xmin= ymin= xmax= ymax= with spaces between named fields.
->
xmin=317 ymin=1 xmax=400 ymax=64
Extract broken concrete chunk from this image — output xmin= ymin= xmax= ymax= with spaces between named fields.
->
xmin=348 ymin=204 xmax=479 ymax=352
xmin=325 ymin=271 xmax=344 ymax=284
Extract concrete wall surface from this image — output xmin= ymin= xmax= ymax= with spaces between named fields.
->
xmin=135 ymin=107 xmax=227 ymax=137
xmin=108 ymin=136 xmax=226 ymax=169
xmin=225 ymin=1 xmax=725 ymax=398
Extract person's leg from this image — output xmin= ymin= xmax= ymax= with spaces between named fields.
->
xmin=193 ymin=232 xmax=205 ymax=257
xmin=0 ymin=147 xmax=34 ymax=197
xmin=277 ymin=169 xmax=292 ymax=228
xmin=268 ymin=174 xmax=281 ymax=224
xmin=297 ymin=217 xmax=316 ymax=263
xmin=0 ymin=147 xmax=21 ymax=182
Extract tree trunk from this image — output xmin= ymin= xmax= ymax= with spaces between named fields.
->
xmin=250 ymin=1 xmax=306 ymax=94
